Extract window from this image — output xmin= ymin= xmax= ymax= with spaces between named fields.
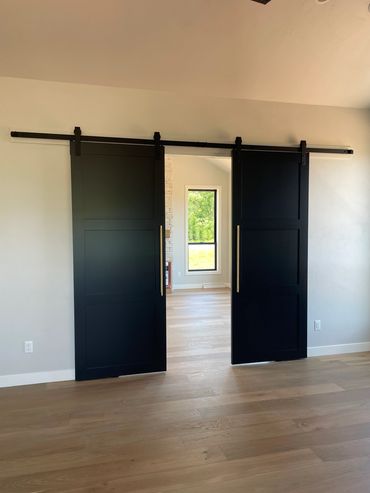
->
xmin=187 ymin=188 xmax=217 ymax=272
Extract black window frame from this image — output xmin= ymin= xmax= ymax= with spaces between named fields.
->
xmin=187 ymin=188 xmax=218 ymax=272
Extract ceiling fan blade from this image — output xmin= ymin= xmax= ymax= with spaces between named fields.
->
xmin=251 ymin=0 xmax=272 ymax=4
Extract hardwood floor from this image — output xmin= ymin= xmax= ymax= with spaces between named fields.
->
xmin=2 ymin=289 xmax=370 ymax=492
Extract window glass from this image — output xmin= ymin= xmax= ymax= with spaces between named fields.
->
xmin=187 ymin=189 xmax=217 ymax=271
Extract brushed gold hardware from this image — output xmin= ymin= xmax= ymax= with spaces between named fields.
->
xmin=160 ymin=225 xmax=164 ymax=296
xmin=236 ymin=225 xmax=240 ymax=293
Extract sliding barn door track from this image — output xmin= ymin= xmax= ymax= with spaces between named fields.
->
xmin=10 ymin=128 xmax=353 ymax=156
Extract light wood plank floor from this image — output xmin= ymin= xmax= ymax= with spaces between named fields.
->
xmin=2 ymin=289 xmax=370 ymax=492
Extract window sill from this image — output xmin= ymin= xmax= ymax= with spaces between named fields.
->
xmin=185 ymin=270 xmax=222 ymax=276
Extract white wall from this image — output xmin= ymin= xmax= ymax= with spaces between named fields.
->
xmin=169 ymin=155 xmax=230 ymax=289
xmin=0 ymin=76 xmax=369 ymax=383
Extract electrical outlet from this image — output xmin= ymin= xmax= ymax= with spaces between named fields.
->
xmin=314 ymin=320 xmax=321 ymax=332
xmin=24 ymin=341 xmax=33 ymax=353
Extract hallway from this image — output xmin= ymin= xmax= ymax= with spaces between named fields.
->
xmin=167 ymin=288 xmax=231 ymax=371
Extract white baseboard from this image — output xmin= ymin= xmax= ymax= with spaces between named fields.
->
xmin=172 ymin=283 xmax=202 ymax=290
xmin=308 ymin=342 xmax=370 ymax=357
xmin=203 ymin=282 xmax=229 ymax=289
xmin=2 ymin=343 xmax=369 ymax=389
xmin=173 ymin=282 xmax=229 ymax=290
xmin=0 ymin=369 xmax=75 ymax=388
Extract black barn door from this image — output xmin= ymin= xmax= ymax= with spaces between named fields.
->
xmin=71 ymin=142 xmax=166 ymax=380
xmin=232 ymin=150 xmax=308 ymax=364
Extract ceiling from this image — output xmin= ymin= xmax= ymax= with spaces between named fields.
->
xmin=1 ymin=0 xmax=369 ymax=108
xmin=170 ymin=154 xmax=231 ymax=173
xmin=203 ymin=157 xmax=231 ymax=173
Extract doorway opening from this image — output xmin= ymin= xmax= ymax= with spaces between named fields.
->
xmin=164 ymin=153 xmax=232 ymax=370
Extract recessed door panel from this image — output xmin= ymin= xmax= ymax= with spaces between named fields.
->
xmin=84 ymin=229 xmax=157 ymax=295
xmin=240 ymin=153 xmax=300 ymax=221
xmin=83 ymin=155 xmax=155 ymax=219
xmin=242 ymin=229 xmax=299 ymax=287
xmin=85 ymin=299 xmax=157 ymax=370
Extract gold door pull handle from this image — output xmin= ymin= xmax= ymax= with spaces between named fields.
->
xmin=160 ymin=225 xmax=164 ymax=296
xmin=236 ymin=225 xmax=240 ymax=294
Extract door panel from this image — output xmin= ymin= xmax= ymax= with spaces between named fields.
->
xmin=71 ymin=142 xmax=166 ymax=380
xmin=232 ymin=150 xmax=308 ymax=364
xmin=242 ymin=229 xmax=299 ymax=286
xmin=83 ymin=155 xmax=155 ymax=219
xmin=240 ymin=156 xmax=300 ymax=220
xmin=85 ymin=299 xmax=157 ymax=369
xmin=84 ymin=229 xmax=157 ymax=295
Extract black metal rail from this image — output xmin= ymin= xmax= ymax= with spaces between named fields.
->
xmin=10 ymin=129 xmax=354 ymax=155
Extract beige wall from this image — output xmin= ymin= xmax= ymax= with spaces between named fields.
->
xmin=0 ymin=76 xmax=369 ymax=383
xmin=169 ymin=155 xmax=231 ymax=289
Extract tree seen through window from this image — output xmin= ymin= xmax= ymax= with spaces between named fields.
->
xmin=187 ymin=189 xmax=217 ymax=271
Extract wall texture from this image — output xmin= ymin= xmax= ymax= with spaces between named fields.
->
xmin=169 ymin=155 xmax=230 ymax=289
xmin=0 ymin=77 xmax=369 ymax=382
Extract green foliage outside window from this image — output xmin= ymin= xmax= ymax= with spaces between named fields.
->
xmin=188 ymin=190 xmax=215 ymax=243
